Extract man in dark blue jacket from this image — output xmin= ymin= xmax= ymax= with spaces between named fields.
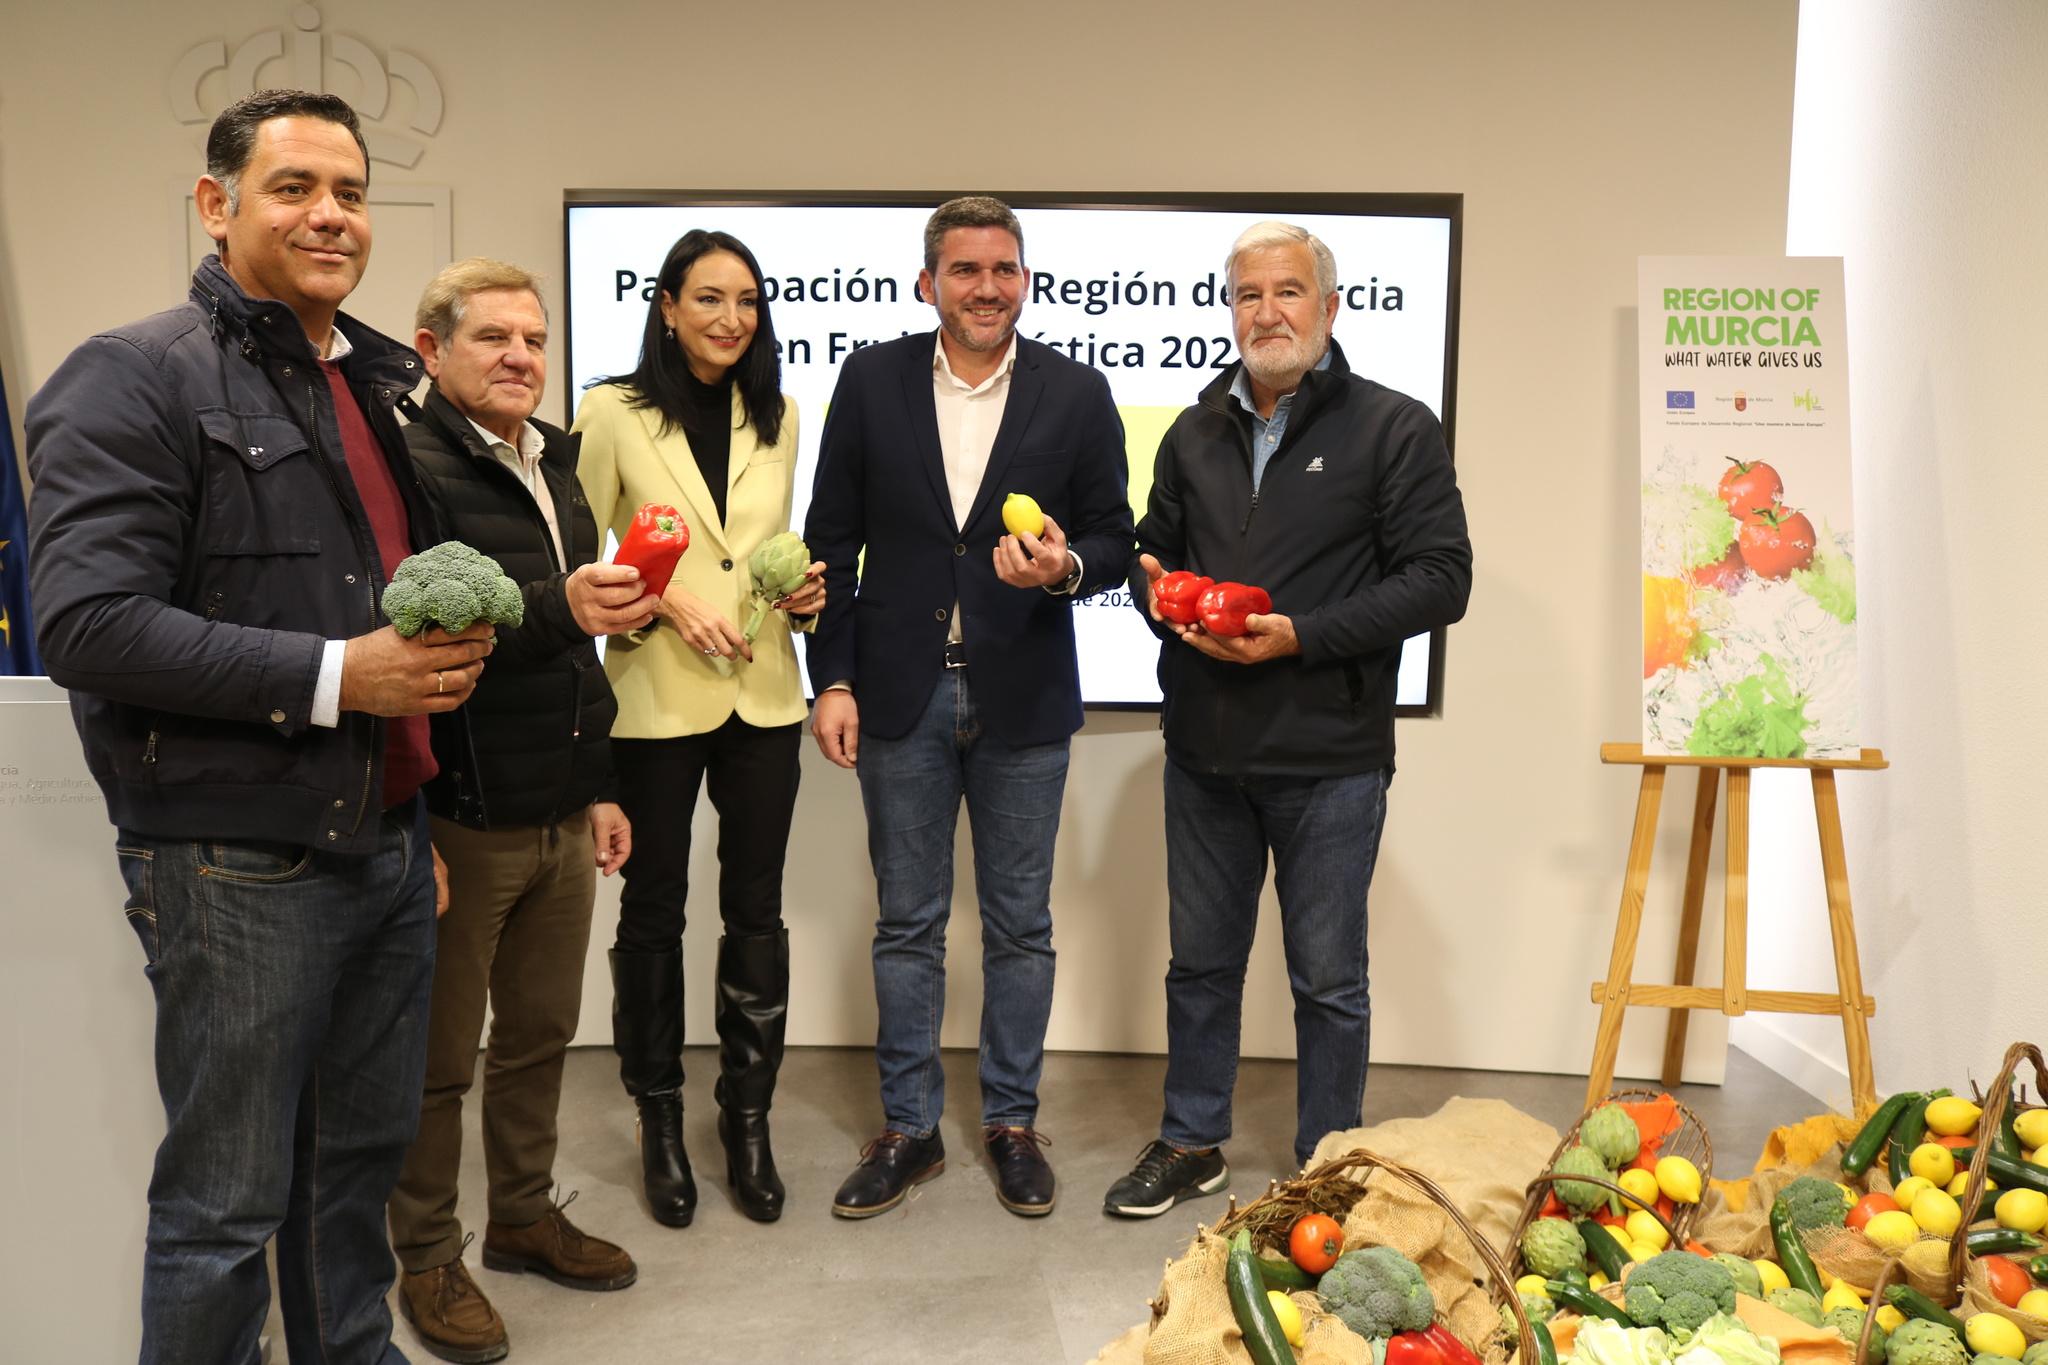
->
xmin=805 ymin=197 xmax=1132 ymax=1220
xmin=26 ymin=91 xmax=493 ymax=1365
xmin=1104 ymin=222 xmax=1472 ymax=1217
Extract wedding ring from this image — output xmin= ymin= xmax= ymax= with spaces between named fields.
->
xmin=435 ymin=671 xmax=445 ymax=693
xmin=703 ymin=647 xmax=718 ymax=655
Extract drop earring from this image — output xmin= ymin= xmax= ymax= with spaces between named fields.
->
xmin=665 ymin=326 xmax=676 ymax=340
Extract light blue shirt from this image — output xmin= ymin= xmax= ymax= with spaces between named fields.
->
xmin=1230 ymin=346 xmax=1334 ymax=492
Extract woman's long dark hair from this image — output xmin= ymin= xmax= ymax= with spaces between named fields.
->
xmin=595 ymin=229 xmax=784 ymax=446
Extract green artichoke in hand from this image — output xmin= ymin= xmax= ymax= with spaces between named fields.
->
xmin=743 ymin=532 xmax=812 ymax=644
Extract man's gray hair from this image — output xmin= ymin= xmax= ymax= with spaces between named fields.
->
xmin=1225 ymin=221 xmax=1338 ymax=298
xmin=924 ymin=196 xmax=1025 ymax=273
xmin=415 ymin=258 xmax=548 ymax=344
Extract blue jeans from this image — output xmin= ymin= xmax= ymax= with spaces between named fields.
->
xmin=115 ymin=799 xmax=436 ymax=1365
xmin=1159 ymin=761 xmax=1389 ymax=1165
xmin=856 ymin=671 xmax=1069 ymax=1136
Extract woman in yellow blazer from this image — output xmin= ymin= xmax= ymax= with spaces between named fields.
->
xmin=574 ymin=230 xmax=823 ymax=1230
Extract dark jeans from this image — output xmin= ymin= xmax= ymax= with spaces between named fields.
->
xmin=1159 ymin=761 xmax=1389 ymax=1165
xmin=115 ymin=799 xmax=436 ymax=1365
xmin=611 ymin=718 xmax=804 ymax=953
xmin=856 ymin=671 xmax=1070 ymax=1136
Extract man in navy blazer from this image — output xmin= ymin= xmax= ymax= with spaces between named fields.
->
xmin=805 ymin=197 xmax=1132 ymax=1219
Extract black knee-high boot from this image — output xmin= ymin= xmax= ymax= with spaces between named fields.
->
xmin=609 ymin=948 xmax=697 ymax=1227
xmin=714 ymin=930 xmax=788 ymax=1222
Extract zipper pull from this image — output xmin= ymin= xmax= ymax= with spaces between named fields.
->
xmin=144 ymin=730 xmax=159 ymax=764
xmin=1240 ymin=492 xmax=1259 ymax=535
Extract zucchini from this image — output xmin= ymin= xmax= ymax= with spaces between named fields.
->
xmin=1226 ymin=1231 xmax=1296 ymax=1365
xmin=1965 ymin=1227 xmax=2041 ymax=1255
xmin=1771 ymin=1197 xmax=1827 ymax=1299
xmin=2029 ymin=1253 xmax=2048 ymax=1285
xmin=1545 ymin=1280 xmax=1633 ymax=1326
xmin=1557 ymin=1267 xmax=1593 ymax=1292
xmin=1532 ymin=1320 xmax=1560 ymax=1365
xmin=1578 ymin=1219 xmax=1631 ymax=1282
xmin=1945 ymin=1148 xmax=2048 ymax=1198
xmin=1844 ymin=1092 xmax=1918 ymax=1177
xmin=1254 ymin=1253 xmax=1317 ymax=1294
xmin=1890 ymin=1091 xmax=1943 ymax=1185
xmin=1993 ymin=1085 xmax=2023 ymax=1163
xmin=1884 ymin=1284 xmax=1965 ymax=1334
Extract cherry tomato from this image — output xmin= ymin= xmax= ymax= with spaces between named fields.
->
xmin=1289 ymin=1213 xmax=1344 ymax=1275
xmin=1737 ymin=504 xmax=1817 ymax=580
xmin=1848 ymin=1191 xmax=1900 ymax=1231
xmin=1984 ymin=1254 xmax=2031 ymax=1307
xmin=1718 ymin=459 xmax=1784 ymax=518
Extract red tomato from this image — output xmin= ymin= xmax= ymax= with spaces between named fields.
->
xmin=1718 ymin=459 xmax=1784 ymax=518
xmin=1152 ymin=571 xmax=1213 ymax=625
xmin=1737 ymin=505 xmax=1817 ymax=579
xmin=1847 ymin=1191 xmax=1900 ymax=1231
xmin=1983 ymin=1254 xmax=2030 ymax=1307
xmin=1290 ymin=1213 xmax=1343 ymax=1275
xmin=1689 ymin=545 xmax=1748 ymax=591
xmin=1936 ymin=1135 xmax=1974 ymax=1150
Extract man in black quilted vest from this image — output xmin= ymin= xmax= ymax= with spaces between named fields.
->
xmin=388 ymin=258 xmax=658 ymax=1363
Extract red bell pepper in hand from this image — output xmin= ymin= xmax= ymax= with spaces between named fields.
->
xmin=1387 ymin=1330 xmax=1445 ymax=1365
xmin=1196 ymin=581 xmax=1272 ymax=637
xmin=1153 ymin=570 xmax=1213 ymax=625
xmin=612 ymin=503 xmax=690 ymax=599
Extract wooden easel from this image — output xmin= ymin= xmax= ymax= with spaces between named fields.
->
xmin=1584 ymin=742 xmax=1888 ymax=1112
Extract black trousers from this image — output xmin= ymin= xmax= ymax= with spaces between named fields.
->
xmin=611 ymin=717 xmax=804 ymax=953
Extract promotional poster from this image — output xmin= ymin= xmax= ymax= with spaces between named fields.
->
xmin=1638 ymin=256 xmax=1856 ymax=759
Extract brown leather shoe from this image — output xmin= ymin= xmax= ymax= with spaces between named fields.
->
xmin=481 ymin=1198 xmax=637 ymax=1292
xmin=397 ymin=1259 xmax=508 ymax=1364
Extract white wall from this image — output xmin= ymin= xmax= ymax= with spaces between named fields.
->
xmin=1735 ymin=0 xmax=2048 ymax=1103
xmin=0 ymin=0 xmax=1806 ymax=1081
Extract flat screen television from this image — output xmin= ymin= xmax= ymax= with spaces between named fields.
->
xmin=563 ymin=192 xmax=1461 ymax=714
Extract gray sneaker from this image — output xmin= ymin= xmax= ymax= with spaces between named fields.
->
xmin=1102 ymin=1139 xmax=1229 ymax=1217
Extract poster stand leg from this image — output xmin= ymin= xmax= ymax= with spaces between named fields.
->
xmin=1583 ymin=743 xmax=1886 ymax=1112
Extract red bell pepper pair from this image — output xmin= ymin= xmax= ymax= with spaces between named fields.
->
xmin=1388 ymin=1324 xmax=1485 ymax=1365
xmin=1153 ymin=570 xmax=1272 ymax=637
xmin=612 ymin=503 xmax=691 ymax=599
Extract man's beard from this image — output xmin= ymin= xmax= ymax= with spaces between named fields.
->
xmin=942 ymin=302 xmax=1015 ymax=353
xmin=1241 ymin=317 xmax=1329 ymax=382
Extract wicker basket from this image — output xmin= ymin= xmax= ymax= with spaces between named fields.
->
xmin=1504 ymin=1088 xmax=1716 ymax=1279
xmin=1944 ymin=1041 xmax=2048 ymax=1296
xmin=1214 ymin=1147 xmax=1541 ymax=1365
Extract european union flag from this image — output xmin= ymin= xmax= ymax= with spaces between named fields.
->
xmin=1666 ymin=390 xmax=1696 ymax=410
xmin=0 ymin=361 xmax=44 ymax=675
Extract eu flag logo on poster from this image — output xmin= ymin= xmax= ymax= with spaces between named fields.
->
xmin=0 ymin=360 xmax=45 ymax=675
xmin=1666 ymin=391 xmax=1695 ymax=410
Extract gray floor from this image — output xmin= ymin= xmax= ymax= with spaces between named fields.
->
xmin=364 ymin=1045 xmax=1815 ymax=1365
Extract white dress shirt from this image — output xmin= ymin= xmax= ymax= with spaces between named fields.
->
xmin=466 ymin=414 xmax=562 ymax=567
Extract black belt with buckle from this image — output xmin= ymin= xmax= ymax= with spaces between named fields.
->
xmin=944 ymin=640 xmax=968 ymax=669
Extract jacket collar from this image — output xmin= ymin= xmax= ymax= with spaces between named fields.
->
xmin=188 ymin=253 xmax=422 ymax=392
xmin=419 ymin=384 xmax=564 ymax=466
xmin=1199 ymin=335 xmax=1354 ymax=426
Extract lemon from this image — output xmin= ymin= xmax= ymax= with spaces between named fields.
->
xmin=1874 ymin=1305 xmax=1907 ymax=1333
xmin=1863 ymin=1209 xmax=1920 ymax=1248
xmin=1997 ymin=1188 xmax=2048 ymax=1233
xmin=1001 ymin=492 xmax=1045 ymax=539
xmin=1912 ymin=1187 xmax=1963 ymax=1237
xmin=2017 ymin=1289 xmax=2048 ymax=1320
xmin=1911 ymin=1143 xmax=1958 ymax=1186
xmin=1755 ymin=1259 xmax=1792 ymax=1294
xmin=1268 ymin=1290 xmax=1305 ymax=1348
xmin=1656 ymin=1156 xmax=1703 ymax=1204
xmin=1837 ymin=1182 xmax=1859 ymax=1205
xmin=1590 ymin=1272 xmax=1611 ymax=1290
xmin=1926 ymin=1097 xmax=1984 ymax=1137
xmin=1517 ymin=1274 xmax=1550 ymax=1295
xmin=1965 ymin=1312 xmax=2026 ymax=1359
xmin=1618 ymin=1168 xmax=1662 ymax=1211
xmin=1627 ymin=1209 xmax=1671 ymax=1249
xmin=1946 ymin=1171 xmax=1972 ymax=1196
xmin=1891 ymin=1176 xmax=1935 ymax=1210
xmin=1821 ymin=1270 xmax=1868 ymax=1297
xmin=1823 ymin=1283 xmax=1867 ymax=1313
xmin=1628 ymin=1241 xmax=1660 ymax=1263
xmin=2014 ymin=1110 xmax=2048 ymax=1149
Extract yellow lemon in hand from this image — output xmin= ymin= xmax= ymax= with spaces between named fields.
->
xmin=1925 ymin=1096 xmax=1983 ymax=1137
xmin=1891 ymin=1177 xmax=1934 ymax=1210
xmin=1755 ymin=1258 xmax=1792 ymax=1294
xmin=1618 ymin=1168 xmax=1661 ymax=1211
xmin=1910 ymin=1143 xmax=1956 ymax=1186
xmin=1965 ymin=1312 xmax=2026 ymax=1359
xmin=1911 ymin=1187 xmax=1962 ymax=1238
xmin=2016 ymin=1289 xmax=2048 ymax=1320
xmin=1996 ymin=1188 xmax=2048 ymax=1233
xmin=2013 ymin=1109 xmax=2048 ymax=1150
xmin=1656 ymin=1156 xmax=1703 ymax=1204
xmin=1268 ymin=1291 xmax=1305 ymax=1348
xmin=1626 ymin=1209 xmax=1671 ymax=1250
xmin=1862 ymin=1210 xmax=1919 ymax=1248
xmin=1001 ymin=493 xmax=1045 ymax=539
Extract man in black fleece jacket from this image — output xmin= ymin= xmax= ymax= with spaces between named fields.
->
xmin=1104 ymin=222 xmax=1472 ymax=1217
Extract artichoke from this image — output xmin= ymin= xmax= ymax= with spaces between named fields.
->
xmin=1581 ymin=1104 xmax=1642 ymax=1168
xmin=1519 ymin=1216 xmax=1587 ymax=1280
xmin=743 ymin=532 xmax=813 ymax=644
xmin=1552 ymin=1143 xmax=1617 ymax=1215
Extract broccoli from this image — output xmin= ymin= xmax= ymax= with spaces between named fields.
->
xmin=1582 ymin=1105 xmax=1643 ymax=1168
xmin=381 ymin=540 xmax=524 ymax=637
xmin=1826 ymin=1307 xmax=1887 ymax=1363
xmin=1520 ymin=1217 xmax=1588 ymax=1280
xmin=1710 ymin=1252 xmax=1763 ymax=1299
xmin=1553 ymin=1144 xmax=1618 ymax=1215
xmin=1766 ymin=1287 xmax=1825 ymax=1327
xmin=1776 ymin=1176 xmax=1851 ymax=1233
xmin=1624 ymin=1249 xmax=1739 ymax=1344
xmin=1318 ymin=1245 xmax=1436 ymax=1341
xmin=1888 ymin=1320 xmax=1966 ymax=1365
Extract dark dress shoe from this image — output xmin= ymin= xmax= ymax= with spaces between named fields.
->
xmin=831 ymin=1130 xmax=945 ymax=1219
xmin=636 ymin=1092 xmax=697 ymax=1227
xmin=983 ymin=1125 xmax=1056 ymax=1216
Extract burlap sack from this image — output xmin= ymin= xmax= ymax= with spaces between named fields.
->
xmin=1692 ymin=1111 xmax=1866 ymax=1259
xmin=1144 ymin=1232 xmax=1246 ymax=1365
xmin=1960 ymin=1257 xmax=2048 ymax=1346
